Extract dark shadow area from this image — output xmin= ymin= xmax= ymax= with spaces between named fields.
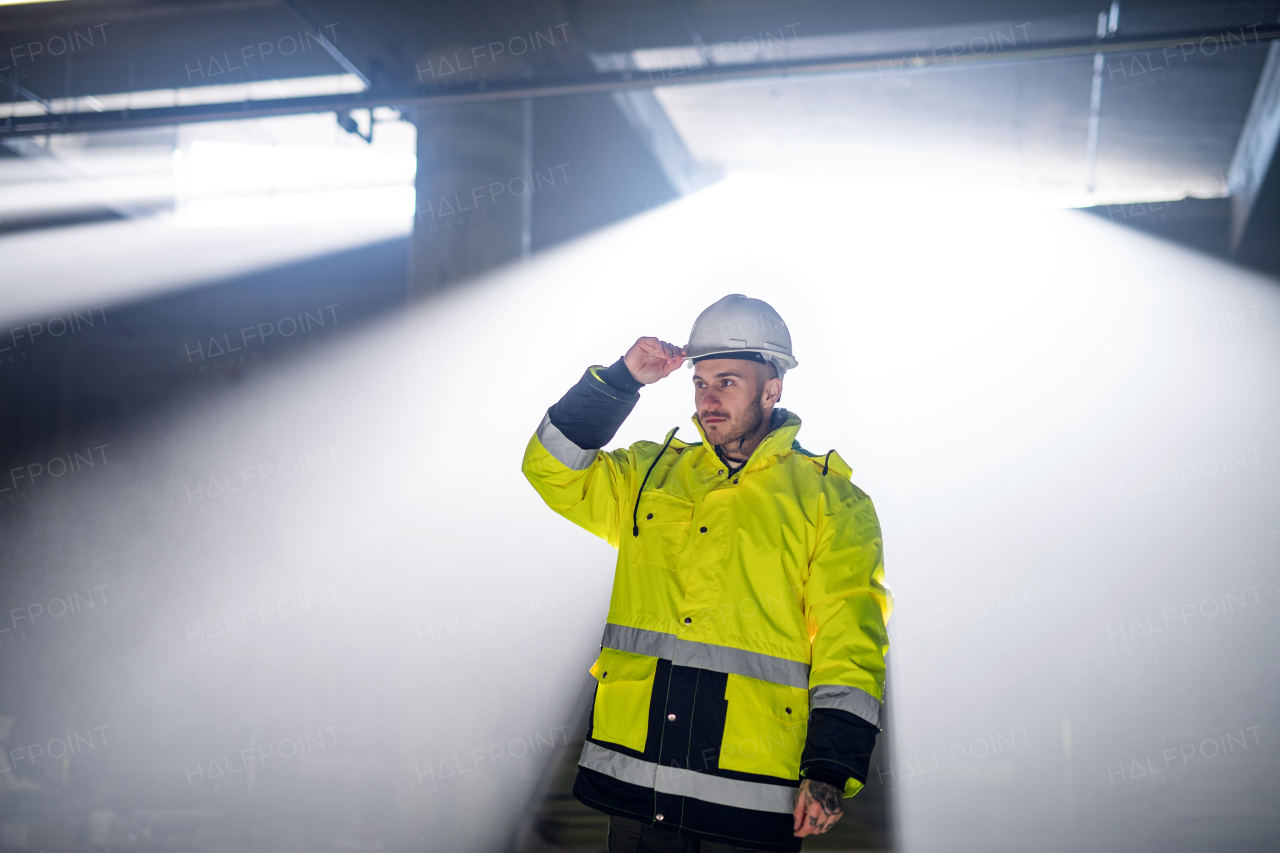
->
xmin=1080 ymin=195 xmax=1280 ymax=282
xmin=530 ymin=93 xmax=681 ymax=253
xmin=0 ymin=207 xmax=128 ymax=237
xmin=0 ymin=235 xmax=408 ymax=464
xmin=1080 ymin=198 xmax=1232 ymax=260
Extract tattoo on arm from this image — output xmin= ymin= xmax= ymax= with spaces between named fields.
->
xmin=807 ymin=779 xmax=844 ymax=816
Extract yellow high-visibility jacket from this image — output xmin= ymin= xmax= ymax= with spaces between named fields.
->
xmin=523 ymin=363 xmax=891 ymax=851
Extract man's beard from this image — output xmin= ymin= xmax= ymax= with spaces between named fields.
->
xmin=703 ymin=395 xmax=765 ymax=453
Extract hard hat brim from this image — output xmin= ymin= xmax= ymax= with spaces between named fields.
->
xmin=684 ymin=348 xmax=798 ymax=370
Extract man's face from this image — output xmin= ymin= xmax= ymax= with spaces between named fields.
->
xmin=692 ymin=358 xmax=780 ymax=447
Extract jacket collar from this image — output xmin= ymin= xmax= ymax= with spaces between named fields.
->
xmin=690 ymin=408 xmax=802 ymax=471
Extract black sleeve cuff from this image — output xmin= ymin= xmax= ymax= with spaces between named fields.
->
xmin=800 ymin=708 xmax=880 ymax=788
xmin=599 ymin=357 xmax=644 ymax=395
xmin=802 ymin=766 xmax=850 ymax=790
xmin=546 ymin=364 xmax=641 ymax=449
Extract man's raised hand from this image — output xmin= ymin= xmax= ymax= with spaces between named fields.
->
xmin=623 ymin=337 xmax=686 ymax=385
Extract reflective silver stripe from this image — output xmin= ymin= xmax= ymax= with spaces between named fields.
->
xmin=579 ymin=742 xmax=797 ymax=814
xmin=675 ymin=640 xmax=809 ymax=690
xmin=600 ymin=623 xmax=809 ymax=690
xmin=600 ymin=623 xmax=676 ymax=659
xmin=809 ymin=684 xmax=881 ymax=728
xmin=578 ymin=741 xmax=656 ymax=787
xmin=536 ymin=413 xmax=599 ymax=471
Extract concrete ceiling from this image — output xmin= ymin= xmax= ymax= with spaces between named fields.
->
xmin=3 ymin=1 xmax=1280 ymax=221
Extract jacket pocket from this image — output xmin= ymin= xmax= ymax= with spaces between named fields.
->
xmin=589 ymin=647 xmax=659 ymax=753
xmin=720 ymin=673 xmax=809 ymax=779
xmin=632 ymin=492 xmax=693 ymax=567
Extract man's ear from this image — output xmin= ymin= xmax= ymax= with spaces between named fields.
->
xmin=763 ymin=376 xmax=783 ymax=406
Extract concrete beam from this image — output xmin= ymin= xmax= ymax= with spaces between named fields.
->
xmin=588 ymin=51 xmax=711 ymax=195
xmin=409 ymin=100 xmax=530 ymax=298
xmin=1228 ymin=40 xmax=1280 ymax=258
xmin=406 ymin=86 xmax=685 ymax=298
xmin=278 ymin=0 xmax=371 ymax=88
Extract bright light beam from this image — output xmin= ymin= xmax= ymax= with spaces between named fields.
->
xmin=2 ymin=176 xmax=1277 ymax=852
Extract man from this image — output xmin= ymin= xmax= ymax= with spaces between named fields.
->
xmin=523 ymin=295 xmax=891 ymax=852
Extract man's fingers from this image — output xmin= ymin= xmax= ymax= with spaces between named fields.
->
xmin=632 ymin=337 xmax=663 ymax=357
xmin=813 ymin=803 xmax=842 ymax=835
xmin=794 ymin=799 xmax=828 ymax=837
xmin=624 ymin=337 xmax=686 ymax=385
xmin=637 ymin=338 xmax=684 ymax=360
xmin=816 ymin=809 xmax=843 ymax=834
xmin=661 ymin=342 xmax=686 ymax=369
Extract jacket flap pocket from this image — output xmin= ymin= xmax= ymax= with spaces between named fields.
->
xmin=591 ymin=646 xmax=659 ymax=684
xmin=725 ymin=673 xmax=809 ymax=722
xmin=637 ymin=491 xmax=694 ymax=524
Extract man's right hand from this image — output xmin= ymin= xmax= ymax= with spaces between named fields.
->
xmin=623 ymin=337 xmax=686 ymax=385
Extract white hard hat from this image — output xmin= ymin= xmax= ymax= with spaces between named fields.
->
xmin=685 ymin=294 xmax=797 ymax=376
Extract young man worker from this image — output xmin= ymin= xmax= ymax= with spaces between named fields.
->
xmin=523 ymin=295 xmax=892 ymax=852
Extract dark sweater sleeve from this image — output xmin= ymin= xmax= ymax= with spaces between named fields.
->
xmin=800 ymin=709 xmax=880 ymax=791
xmin=546 ymin=358 xmax=643 ymax=449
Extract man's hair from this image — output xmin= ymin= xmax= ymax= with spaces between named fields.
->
xmin=692 ymin=355 xmax=780 ymax=389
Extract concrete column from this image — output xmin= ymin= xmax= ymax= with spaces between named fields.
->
xmin=409 ymin=100 xmax=529 ymax=298
xmin=1229 ymin=40 xmax=1280 ymax=266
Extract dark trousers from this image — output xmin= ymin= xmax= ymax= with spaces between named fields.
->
xmin=606 ymin=816 xmax=770 ymax=853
